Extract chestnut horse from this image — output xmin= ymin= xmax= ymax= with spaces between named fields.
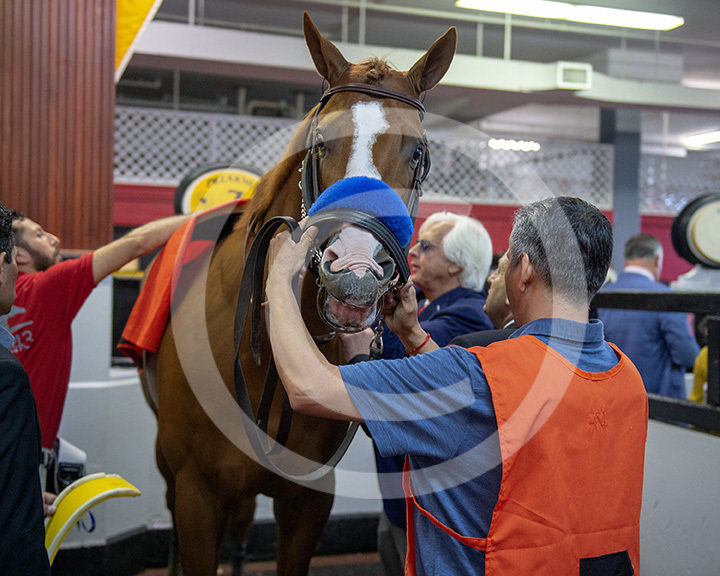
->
xmin=143 ymin=13 xmax=456 ymax=576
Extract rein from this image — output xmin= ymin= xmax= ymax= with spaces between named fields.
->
xmin=232 ymin=208 xmax=411 ymax=481
xmin=233 ymin=82 xmax=428 ymax=480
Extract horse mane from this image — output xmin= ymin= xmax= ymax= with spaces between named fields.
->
xmin=359 ymin=57 xmax=393 ymax=83
xmin=239 ymin=113 xmax=313 ymax=234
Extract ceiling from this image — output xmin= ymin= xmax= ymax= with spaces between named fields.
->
xmin=120 ymin=0 xmax=720 ymax=153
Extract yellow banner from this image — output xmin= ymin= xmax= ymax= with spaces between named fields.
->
xmin=115 ymin=0 xmax=164 ymax=83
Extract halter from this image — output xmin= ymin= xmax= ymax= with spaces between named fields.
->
xmin=231 ymin=84 xmax=433 ymax=481
xmin=299 ymin=82 xmax=431 ymax=224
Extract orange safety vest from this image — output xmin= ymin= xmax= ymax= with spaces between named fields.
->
xmin=403 ymin=335 xmax=648 ymax=575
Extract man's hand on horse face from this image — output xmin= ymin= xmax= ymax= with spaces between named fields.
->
xmin=382 ymin=281 xmax=420 ymax=336
xmin=267 ymin=226 xmax=319 ymax=286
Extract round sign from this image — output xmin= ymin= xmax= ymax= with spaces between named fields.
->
xmin=174 ymin=164 xmax=261 ymax=214
xmin=671 ymin=192 xmax=720 ymax=269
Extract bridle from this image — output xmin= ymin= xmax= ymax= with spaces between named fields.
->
xmin=232 ymin=82 xmax=433 ymax=482
xmin=300 ymin=82 xmax=431 ymax=224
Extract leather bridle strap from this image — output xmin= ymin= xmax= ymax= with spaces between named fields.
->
xmin=232 ymin=215 xmax=359 ymax=482
xmin=301 ymin=83 xmax=429 ymax=223
xmin=320 ymin=83 xmax=426 ymax=118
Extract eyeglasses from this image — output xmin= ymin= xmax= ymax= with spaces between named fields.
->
xmin=416 ymin=239 xmax=441 ymax=252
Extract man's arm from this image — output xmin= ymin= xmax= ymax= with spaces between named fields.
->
xmin=91 ymin=214 xmax=191 ymax=283
xmin=266 ymin=227 xmax=362 ymax=421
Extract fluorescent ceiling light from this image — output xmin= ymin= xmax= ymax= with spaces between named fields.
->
xmin=455 ymin=0 xmax=685 ymax=31
xmin=682 ymin=131 xmax=720 ymax=148
xmin=682 ymin=78 xmax=720 ymax=91
xmin=489 ymin=138 xmax=541 ymax=152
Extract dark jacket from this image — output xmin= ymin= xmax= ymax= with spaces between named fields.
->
xmin=0 ymin=344 xmax=51 ymax=575
xmin=449 ymin=322 xmax=518 ymax=348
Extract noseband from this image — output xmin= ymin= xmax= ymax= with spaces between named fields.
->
xmin=300 ymin=83 xmax=431 ymax=224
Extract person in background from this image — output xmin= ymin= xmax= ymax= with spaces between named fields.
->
xmin=450 ymin=249 xmax=517 ymax=348
xmin=690 ymin=316 xmax=709 ymax=403
xmin=267 ymin=195 xmax=648 ymax=575
xmin=597 ymin=233 xmax=699 ymax=399
xmin=341 ymin=210 xmax=494 ymax=575
xmin=8 ymin=209 xmax=189 ymax=489
xmin=0 ymin=201 xmax=51 ymax=575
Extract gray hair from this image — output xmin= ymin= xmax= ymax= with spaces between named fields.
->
xmin=624 ymin=233 xmax=662 ymax=260
xmin=425 ymin=211 xmax=493 ymax=292
xmin=509 ymin=197 xmax=613 ymax=305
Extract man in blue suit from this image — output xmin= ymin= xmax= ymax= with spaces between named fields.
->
xmin=598 ymin=233 xmax=699 ymax=398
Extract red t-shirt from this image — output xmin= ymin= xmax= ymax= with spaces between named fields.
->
xmin=8 ymin=254 xmax=96 ymax=448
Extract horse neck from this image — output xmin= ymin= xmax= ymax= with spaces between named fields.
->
xmin=241 ymin=113 xmax=315 ymax=233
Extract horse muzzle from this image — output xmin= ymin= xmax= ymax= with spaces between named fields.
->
xmin=315 ymin=226 xmax=398 ymax=332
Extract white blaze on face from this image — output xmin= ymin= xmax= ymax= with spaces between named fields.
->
xmin=344 ymin=101 xmax=388 ymax=179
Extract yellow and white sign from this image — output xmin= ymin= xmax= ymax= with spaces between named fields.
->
xmin=175 ymin=165 xmax=261 ymax=214
xmin=115 ymin=0 xmax=165 ymax=83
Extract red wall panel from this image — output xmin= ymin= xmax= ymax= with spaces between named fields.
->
xmin=112 ymin=184 xmax=693 ymax=283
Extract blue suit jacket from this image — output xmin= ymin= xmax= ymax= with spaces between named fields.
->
xmin=597 ymin=271 xmax=699 ymax=398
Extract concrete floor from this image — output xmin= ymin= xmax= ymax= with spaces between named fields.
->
xmin=138 ymin=552 xmax=382 ymax=575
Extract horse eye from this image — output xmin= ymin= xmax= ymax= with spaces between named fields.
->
xmin=411 ymin=143 xmax=424 ymax=167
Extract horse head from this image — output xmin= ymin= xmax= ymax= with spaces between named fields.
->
xmin=299 ymin=12 xmax=457 ymax=332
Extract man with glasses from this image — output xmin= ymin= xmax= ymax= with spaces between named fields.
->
xmin=450 ymin=250 xmax=518 ymax=348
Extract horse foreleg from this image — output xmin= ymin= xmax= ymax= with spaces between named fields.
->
xmin=273 ymin=487 xmax=335 ymax=576
xmin=227 ymin=497 xmax=256 ymax=576
xmin=173 ymin=467 xmax=226 ymax=576
xmin=153 ymin=439 xmax=184 ymax=576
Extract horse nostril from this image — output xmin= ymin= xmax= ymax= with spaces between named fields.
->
xmin=320 ymin=264 xmax=380 ymax=308
xmin=379 ymin=259 xmax=395 ymax=280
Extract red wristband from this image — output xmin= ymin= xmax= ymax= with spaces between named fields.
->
xmin=406 ymin=332 xmax=431 ymax=356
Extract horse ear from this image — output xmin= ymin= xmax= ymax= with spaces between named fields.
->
xmin=406 ymin=27 xmax=457 ymax=94
xmin=303 ymin=11 xmax=350 ymax=85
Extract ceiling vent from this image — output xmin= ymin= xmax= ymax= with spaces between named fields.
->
xmin=586 ymin=49 xmax=684 ymax=83
xmin=556 ymin=61 xmax=593 ymax=90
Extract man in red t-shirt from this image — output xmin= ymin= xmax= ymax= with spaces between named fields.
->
xmin=8 ymin=211 xmax=189 ymax=456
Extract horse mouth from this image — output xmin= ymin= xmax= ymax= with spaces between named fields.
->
xmin=314 ymin=225 xmax=398 ymax=332
xmin=317 ymin=287 xmax=379 ymax=332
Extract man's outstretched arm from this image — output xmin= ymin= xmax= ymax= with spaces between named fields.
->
xmin=266 ymin=227 xmax=362 ymax=422
xmin=91 ymin=214 xmax=191 ymax=283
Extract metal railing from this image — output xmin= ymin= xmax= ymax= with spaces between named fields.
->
xmin=592 ymin=291 xmax=720 ymax=432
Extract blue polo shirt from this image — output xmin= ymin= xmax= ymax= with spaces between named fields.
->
xmin=340 ymin=318 xmax=619 ymax=576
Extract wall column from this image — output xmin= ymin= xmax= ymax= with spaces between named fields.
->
xmin=601 ymin=109 xmax=642 ymax=273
